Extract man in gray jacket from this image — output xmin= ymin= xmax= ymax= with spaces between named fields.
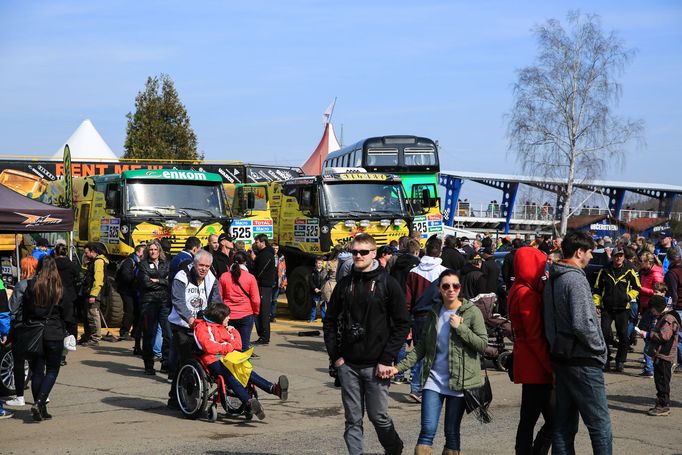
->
xmin=544 ymin=231 xmax=611 ymax=455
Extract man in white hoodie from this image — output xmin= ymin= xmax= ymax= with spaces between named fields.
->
xmin=404 ymin=234 xmax=448 ymax=402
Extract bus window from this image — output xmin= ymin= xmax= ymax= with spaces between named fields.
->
xmin=353 ymin=150 xmax=361 ymax=166
xmin=367 ymin=148 xmax=398 ymax=166
xmin=404 ymin=148 xmax=437 ymax=166
xmin=343 ymin=154 xmax=350 ymax=167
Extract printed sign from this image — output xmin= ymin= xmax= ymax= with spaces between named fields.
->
xmin=100 ymin=218 xmax=121 ymax=244
xmin=229 ymin=218 xmax=273 ymax=246
xmin=294 ymin=218 xmax=320 ymax=243
xmin=414 ymin=214 xmax=443 ymax=238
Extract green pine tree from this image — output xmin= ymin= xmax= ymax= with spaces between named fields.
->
xmin=124 ymin=74 xmax=201 ymax=160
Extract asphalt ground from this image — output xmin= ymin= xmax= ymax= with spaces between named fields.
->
xmin=2 ymin=318 xmax=682 ymax=454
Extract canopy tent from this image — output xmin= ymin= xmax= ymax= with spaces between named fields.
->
xmin=301 ymin=101 xmax=341 ymax=176
xmin=51 ymin=119 xmax=118 ymax=161
xmin=0 ymin=184 xmax=73 ymax=233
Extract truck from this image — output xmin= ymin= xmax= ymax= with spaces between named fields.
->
xmin=0 ymin=156 xmax=301 ymax=284
xmin=262 ymin=169 xmax=416 ymax=319
xmin=41 ymin=168 xmax=232 ymax=325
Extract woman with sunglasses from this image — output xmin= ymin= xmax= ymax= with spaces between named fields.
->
xmin=390 ymin=269 xmax=488 ymax=455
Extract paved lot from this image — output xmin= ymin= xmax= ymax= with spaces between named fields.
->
xmin=2 ymin=319 xmax=682 ymax=454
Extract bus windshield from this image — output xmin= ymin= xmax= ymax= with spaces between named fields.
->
xmin=126 ymin=180 xmax=225 ymax=217
xmin=323 ymin=182 xmax=407 ymax=216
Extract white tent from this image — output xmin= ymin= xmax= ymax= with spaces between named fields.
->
xmin=52 ymin=119 xmax=117 ymax=160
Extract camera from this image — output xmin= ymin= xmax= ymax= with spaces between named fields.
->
xmin=347 ymin=322 xmax=366 ymax=343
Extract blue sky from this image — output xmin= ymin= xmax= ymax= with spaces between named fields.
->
xmin=1 ymin=1 xmax=680 ymax=203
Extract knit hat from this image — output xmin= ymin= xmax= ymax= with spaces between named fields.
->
xmin=649 ymin=295 xmax=667 ymax=314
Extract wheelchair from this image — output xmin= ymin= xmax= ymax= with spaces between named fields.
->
xmin=174 ymin=356 xmax=258 ymax=422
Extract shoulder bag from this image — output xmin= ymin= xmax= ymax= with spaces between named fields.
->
xmin=13 ymin=298 xmax=58 ymax=357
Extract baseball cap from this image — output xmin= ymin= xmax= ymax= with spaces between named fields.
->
xmin=660 ymin=230 xmax=673 ymax=238
xmin=649 ymin=295 xmax=667 ymax=313
xmin=36 ymin=237 xmax=49 ymax=248
xmin=218 ymin=233 xmax=233 ymax=243
xmin=613 ymin=247 xmax=625 ymax=256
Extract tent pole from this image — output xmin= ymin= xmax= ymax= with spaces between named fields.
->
xmin=15 ymin=234 xmax=20 ymax=281
xmin=69 ymin=231 xmax=74 ymax=260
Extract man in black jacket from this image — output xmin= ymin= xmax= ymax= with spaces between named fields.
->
xmin=592 ymin=247 xmax=641 ymax=372
xmin=324 ymin=233 xmax=409 ymax=455
xmin=440 ymin=235 xmax=466 ymax=273
xmin=116 ymin=244 xmax=144 ymax=350
xmin=211 ymin=233 xmax=234 ymax=279
xmin=252 ymin=234 xmax=277 ymax=345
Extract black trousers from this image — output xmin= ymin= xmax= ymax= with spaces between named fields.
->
xmin=516 ymin=383 xmax=554 ymax=455
xmin=255 ymin=285 xmax=273 ymax=342
xmin=12 ymin=344 xmax=26 ymax=398
xmin=119 ymin=292 xmax=137 ymax=337
xmin=600 ymin=309 xmax=629 ymax=363
xmin=169 ymin=324 xmax=195 ymax=401
xmin=654 ymin=358 xmax=672 ymax=407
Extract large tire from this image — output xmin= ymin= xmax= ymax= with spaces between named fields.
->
xmin=101 ymin=277 xmax=124 ymax=328
xmin=286 ymin=266 xmax=313 ymax=320
xmin=0 ymin=344 xmax=29 ymax=396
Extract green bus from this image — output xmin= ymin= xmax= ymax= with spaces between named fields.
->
xmin=322 ymin=135 xmax=443 ymax=243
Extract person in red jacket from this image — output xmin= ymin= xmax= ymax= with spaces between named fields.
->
xmin=219 ymin=252 xmax=261 ymax=350
xmin=639 ymin=252 xmax=665 ymax=312
xmin=507 ymin=247 xmax=553 ymax=455
xmin=193 ymin=303 xmax=288 ymax=420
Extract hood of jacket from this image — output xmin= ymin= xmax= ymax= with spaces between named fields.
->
xmin=548 ymin=260 xmax=586 ymax=281
xmin=416 ymin=255 xmax=443 ymax=272
xmin=96 ymin=254 xmax=110 ymax=266
xmin=513 ymin=247 xmax=547 ymax=291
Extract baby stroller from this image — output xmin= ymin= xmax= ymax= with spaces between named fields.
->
xmin=470 ymin=293 xmax=514 ymax=371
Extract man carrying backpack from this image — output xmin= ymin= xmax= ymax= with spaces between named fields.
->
xmin=116 ymin=244 xmax=145 ymax=352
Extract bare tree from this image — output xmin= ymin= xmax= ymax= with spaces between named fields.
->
xmin=508 ymin=11 xmax=644 ymax=235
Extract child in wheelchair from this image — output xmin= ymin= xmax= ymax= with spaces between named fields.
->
xmin=193 ymin=303 xmax=289 ymax=420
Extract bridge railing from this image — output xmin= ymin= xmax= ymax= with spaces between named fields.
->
xmin=451 ymin=203 xmax=682 ymax=222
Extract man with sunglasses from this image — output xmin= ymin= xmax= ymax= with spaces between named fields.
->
xmin=324 ymin=233 xmax=410 ymax=455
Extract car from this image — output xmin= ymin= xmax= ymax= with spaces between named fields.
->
xmin=0 ymin=343 xmax=29 ymax=397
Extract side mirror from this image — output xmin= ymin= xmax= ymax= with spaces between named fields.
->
xmin=422 ymin=188 xmax=432 ymax=208
xmin=247 ymin=192 xmax=256 ymax=210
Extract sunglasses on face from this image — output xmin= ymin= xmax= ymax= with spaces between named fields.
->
xmin=351 ymin=249 xmax=375 ymax=257
xmin=441 ymin=283 xmax=461 ymax=291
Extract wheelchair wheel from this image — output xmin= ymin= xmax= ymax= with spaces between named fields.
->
xmin=207 ymin=404 xmax=218 ymax=422
xmin=176 ymin=359 xmax=210 ymax=419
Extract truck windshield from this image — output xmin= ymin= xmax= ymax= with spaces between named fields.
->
xmin=324 ymin=182 xmax=407 ymax=216
xmin=126 ymin=181 xmax=225 ymax=217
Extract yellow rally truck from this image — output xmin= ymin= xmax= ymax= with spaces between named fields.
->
xmin=267 ymin=170 xmax=415 ymax=319
xmin=44 ymin=168 xmax=232 ymax=325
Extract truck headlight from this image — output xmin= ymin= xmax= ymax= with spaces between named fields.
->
xmin=164 ymin=220 xmax=178 ymax=228
xmin=359 ymin=220 xmax=371 ymax=228
xmin=393 ymin=219 xmax=405 ymax=226
xmin=189 ymin=220 xmax=202 ymax=229
xmin=380 ymin=219 xmax=391 ymax=227
xmin=344 ymin=220 xmax=356 ymax=228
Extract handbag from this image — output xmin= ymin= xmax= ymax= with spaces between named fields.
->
xmin=13 ymin=296 xmax=58 ymax=357
xmin=463 ymin=368 xmax=493 ymax=424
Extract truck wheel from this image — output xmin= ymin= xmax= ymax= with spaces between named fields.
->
xmin=101 ymin=277 xmax=124 ymax=328
xmin=286 ymin=266 xmax=313 ymax=320
xmin=0 ymin=344 xmax=29 ymax=396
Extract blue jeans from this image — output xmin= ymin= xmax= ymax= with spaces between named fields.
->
xmin=552 ymin=363 xmax=612 ymax=455
xmin=271 ymin=287 xmax=281 ymax=318
xmin=29 ymin=340 xmax=63 ymax=402
xmin=418 ymin=389 xmax=465 ymax=449
xmin=310 ymin=295 xmax=326 ymax=321
xmin=153 ymin=324 xmax=162 ymax=356
xmin=207 ymin=360 xmax=273 ymax=405
xmin=410 ymin=315 xmax=428 ymax=394
xmin=231 ymin=315 xmax=255 ymax=351
xmin=627 ymin=301 xmax=638 ymax=338
xmin=677 ymin=311 xmax=682 ymax=365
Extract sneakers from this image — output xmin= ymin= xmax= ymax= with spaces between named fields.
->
xmin=118 ymin=334 xmax=133 ymax=341
xmin=648 ymin=406 xmax=670 ymax=416
xmin=5 ymin=396 xmax=25 ymax=407
xmin=248 ymin=398 xmax=265 ymax=420
xmin=0 ymin=409 xmax=13 ymax=419
xmin=272 ymin=375 xmax=289 ymax=401
xmin=81 ymin=339 xmax=99 ymax=347
xmin=408 ymin=392 xmax=422 ymax=403
xmin=252 ymin=338 xmax=269 ymax=345
xmin=638 ymin=371 xmax=654 ymax=378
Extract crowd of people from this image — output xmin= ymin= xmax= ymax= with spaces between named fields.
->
xmin=1 ymin=228 xmax=680 ymax=455
xmin=0 ymin=232 xmax=289 ymax=421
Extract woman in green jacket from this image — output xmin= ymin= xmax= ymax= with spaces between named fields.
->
xmin=390 ymin=269 xmax=488 ymax=455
